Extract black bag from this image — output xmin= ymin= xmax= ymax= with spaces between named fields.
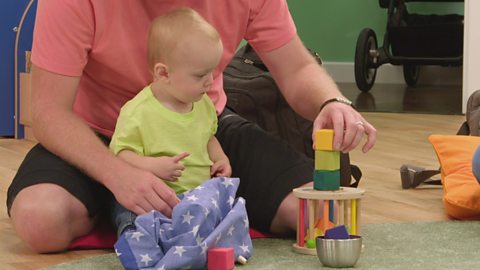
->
xmin=223 ymin=44 xmax=361 ymax=187
xmin=400 ymin=90 xmax=480 ymax=189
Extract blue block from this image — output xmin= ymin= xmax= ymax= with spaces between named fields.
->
xmin=325 ymin=225 xmax=350 ymax=240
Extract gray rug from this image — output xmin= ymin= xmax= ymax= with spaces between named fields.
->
xmin=42 ymin=221 xmax=480 ymax=270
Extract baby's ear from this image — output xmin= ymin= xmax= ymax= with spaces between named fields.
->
xmin=153 ymin=62 xmax=169 ymax=80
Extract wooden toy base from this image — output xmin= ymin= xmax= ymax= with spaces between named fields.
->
xmin=292 ymin=187 xmax=365 ymax=255
xmin=292 ymin=243 xmax=317 ymax=255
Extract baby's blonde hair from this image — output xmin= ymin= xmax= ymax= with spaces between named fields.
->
xmin=147 ymin=7 xmax=220 ymax=71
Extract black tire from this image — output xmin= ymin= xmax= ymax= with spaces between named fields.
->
xmin=354 ymin=28 xmax=378 ymax=92
xmin=379 ymin=0 xmax=391 ymax=9
xmin=403 ymin=65 xmax=420 ymax=87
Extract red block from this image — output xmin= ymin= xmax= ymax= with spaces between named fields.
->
xmin=207 ymin=248 xmax=234 ymax=270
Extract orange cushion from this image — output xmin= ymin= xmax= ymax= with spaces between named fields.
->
xmin=428 ymin=135 xmax=480 ymax=220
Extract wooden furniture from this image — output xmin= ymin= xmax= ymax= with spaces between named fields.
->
xmin=19 ymin=71 xmax=36 ymax=141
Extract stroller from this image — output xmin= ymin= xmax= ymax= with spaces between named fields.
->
xmin=354 ymin=0 xmax=464 ymax=92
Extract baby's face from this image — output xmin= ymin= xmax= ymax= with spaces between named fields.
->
xmin=167 ymin=38 xmax=223 ymax=104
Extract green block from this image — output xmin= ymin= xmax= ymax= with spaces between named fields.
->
xmin=313 ymin=170 xmax=340 ymax=191
xmin=315 ymin=150 xmax=340 ymax=170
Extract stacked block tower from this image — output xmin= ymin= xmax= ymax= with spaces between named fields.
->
xmin=292 ymin=129 xmax=365 ymax=255
xmin=314 ymin=129 xmax=340 ymax=191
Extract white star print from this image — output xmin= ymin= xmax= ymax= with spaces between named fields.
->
xmin=182 ymin=211 xmax=195 ymax=224
xmin=130 ymin=231 xmax=144 ymax=242
xmin=196 ymin=234 xmax=204 ymax=245
xmin=221 ymin=178 xmax=234 ymax=188
xmin=196 ymin=185 xmax=204 ymax=190
xmin=215 ymin=233 xmax=222 ymax=244
xmin=191 ymin=225 xmax=199 ymax=236
xmin=238 ymin=197 xmax=245 ymax=204
xmin=244 ymin=216 xmax=249 ymax=229
xmin=240 ymin=243 xmax=250 ymax=253
xmin=227 ymin=196 xmax=235 ymax=207
xmin=186 ymin=194 xmax=199 ymax=202
xmin=174 ymin=246 xmax=187 ymax=257
xmin=157 ymin=265 xmax=166 ymax=270
xmin=211 ymin=198 xmax=219 ymax=209
xmin=140 ymin=253 xmax=152 ymax=265
xmin=227 ymin=225 xmax=235 ymax=236
xmin=200 ymin=242 xmax=208 ymax=255
xmin=115 ymin=248 xmax=122 ymax=256
xmin=204 ymin=207 xmax=210 ymax=216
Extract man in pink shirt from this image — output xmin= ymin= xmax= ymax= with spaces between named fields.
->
xmin=7 ymin=0 xmax=376 ymax=253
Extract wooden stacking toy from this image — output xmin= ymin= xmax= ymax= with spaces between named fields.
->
xmin=292 ymin=129 xmax=365 ymax=255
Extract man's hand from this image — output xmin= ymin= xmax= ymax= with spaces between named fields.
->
xmin=109 ymin=164 xmax=181 ymax=217
xmin=313 ymin=101 xmax=376 ymax=153
xmin=211 ymin=159 xmax=232 ymax=177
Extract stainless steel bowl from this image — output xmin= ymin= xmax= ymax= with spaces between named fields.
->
xmin=316 ymin=235 xmax=362 ymax=268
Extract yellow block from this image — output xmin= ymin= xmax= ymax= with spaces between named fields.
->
xmin=315 ymin=129 xmax=334 ymax=151
xmin=315 ymin=150 xmax=340 ymax=170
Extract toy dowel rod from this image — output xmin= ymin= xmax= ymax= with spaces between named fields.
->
xmin=351 ymin=199 xmax=357 ymax=235
xmin=298 ymin=199 xmax=305 ymax=247
xmin=308 ymin=199 xmax=315 ymax=241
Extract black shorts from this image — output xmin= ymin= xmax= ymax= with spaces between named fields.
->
xmin=216 ymin=108 xmax=313 ymax=232
xmin=6 ymin=136 xmax=113 ymax=219
xmin=7 ymin=109 xmax=313 ymax=232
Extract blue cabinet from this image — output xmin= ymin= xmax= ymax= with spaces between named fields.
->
xmin=0 ymin=0 xmax=36 ymax=137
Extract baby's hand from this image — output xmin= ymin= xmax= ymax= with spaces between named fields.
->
xmin=211 ymin=159 xmax=232 ymax=177
xmin=153 ymin=152 xmax=190 ymax=181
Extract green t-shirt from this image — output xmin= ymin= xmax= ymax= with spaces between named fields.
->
xmin=110 ymin=85 xmax=218 ymax=193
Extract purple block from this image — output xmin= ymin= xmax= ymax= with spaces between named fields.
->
xmin=325 ymin=225 xmax=350 ymax=239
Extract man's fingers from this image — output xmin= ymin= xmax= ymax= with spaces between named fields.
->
xmin=152 ymin=181 xmax=180 ymax=211
xmin=362 ymin=123 xmax=377 ymax=153
xmin=144 ymin=189 xmax=173 ymax=217
xmin=332 ymin=117 xmax=345 ymax=151
xmin=131 ymin=205 xmax=147 ymax=216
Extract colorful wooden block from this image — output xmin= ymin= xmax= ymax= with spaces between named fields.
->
xmin=315 ymin=150 xmax=340 ymax=170
xmin=315 ymin=129 xmax=334 ymax=151
xmin=208 ymin=248 xmax=234 ymax=270
xmin=313 ymin=170 xmax=340 ymax=191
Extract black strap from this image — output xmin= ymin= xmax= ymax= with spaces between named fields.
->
xmin=340 ymin=153 xmax=362 ymax=188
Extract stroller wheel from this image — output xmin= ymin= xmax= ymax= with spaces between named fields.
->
xmin=355 ymin=28 xmax=378 ymax=92
xmin=403 ymin=65 xmax=420 ymax=87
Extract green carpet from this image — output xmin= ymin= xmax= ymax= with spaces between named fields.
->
xmin=42 ymin=221 xmax=480 ymax=270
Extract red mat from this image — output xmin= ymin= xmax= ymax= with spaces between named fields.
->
xmin=69 ymin=222 xmax=271 ymax=250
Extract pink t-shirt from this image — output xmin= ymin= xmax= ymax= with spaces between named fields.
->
xmin=31 ymin=0 xmax=296 ymax=137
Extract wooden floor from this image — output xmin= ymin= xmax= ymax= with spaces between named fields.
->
xmin=0 ymin=81 xmax=466 ymax=269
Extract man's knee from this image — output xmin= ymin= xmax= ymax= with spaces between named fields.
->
xmin=9 ymin=184 xmax=92 ymax=253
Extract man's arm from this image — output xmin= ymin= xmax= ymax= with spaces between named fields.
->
xmin=258 ymin=36 xmax=376 ymax=153
xmin=31 ymin=65 xmax=179 ymax=216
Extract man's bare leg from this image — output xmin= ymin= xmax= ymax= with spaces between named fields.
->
xmin=10 ymin=183 xmax=95 ymax=253
xmin=270 ymin=181 xmax=313 ymax=234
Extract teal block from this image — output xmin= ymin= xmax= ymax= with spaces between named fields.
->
xmin=313 ymin=170 xmax=340 ymax=191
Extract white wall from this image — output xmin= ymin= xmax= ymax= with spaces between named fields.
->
xmin=463 ymin=0 xmax=480 ymax=113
